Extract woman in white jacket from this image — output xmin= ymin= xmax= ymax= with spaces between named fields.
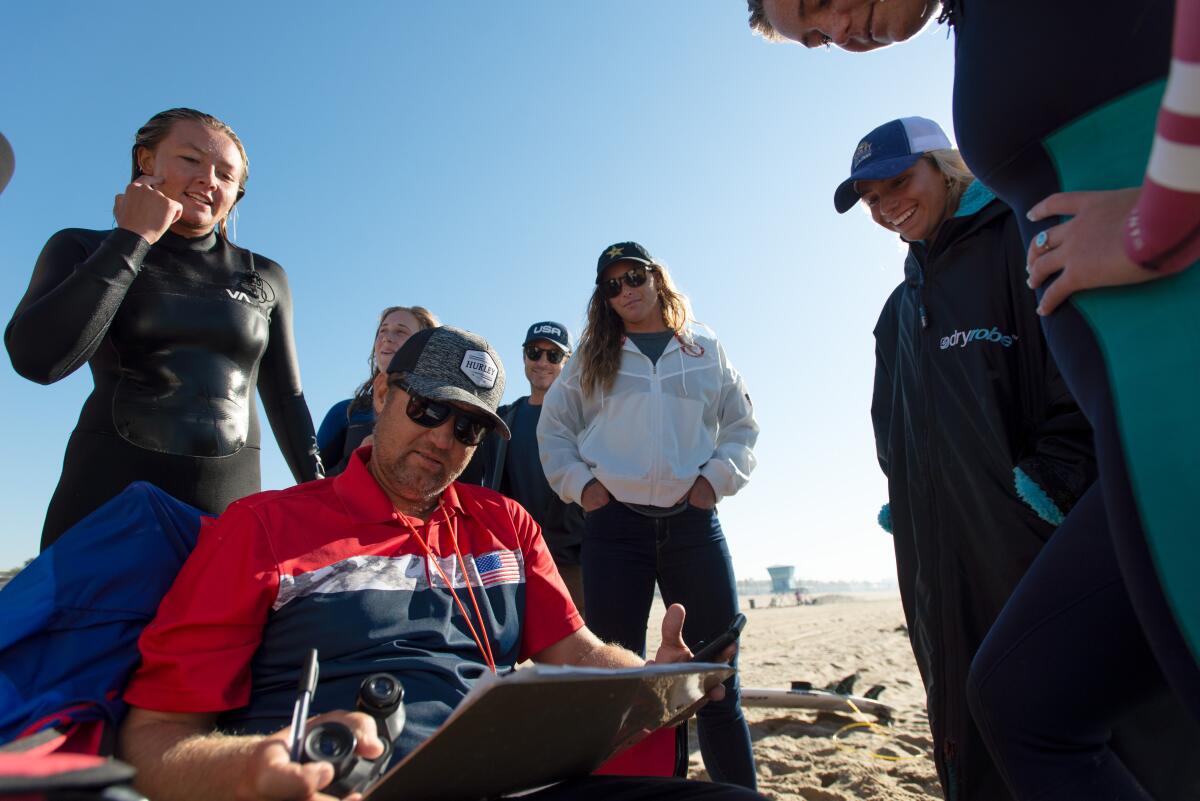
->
xmin=537 ymin=241 xmax=759 ymax=789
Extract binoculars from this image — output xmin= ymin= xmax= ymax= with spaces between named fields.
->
xmin=299 ymin=673 xmax=407 ymax=797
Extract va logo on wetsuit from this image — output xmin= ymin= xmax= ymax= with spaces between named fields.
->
xmin=225 ymin=272 xmax=275 ymax=305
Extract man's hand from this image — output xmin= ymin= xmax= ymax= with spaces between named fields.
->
xmin=685 ymin=477 xmax=716 ymax=509
xmin=1026 ymin=188 xmax=1159 ymax=316
xmin=648 ymin=604 xmax=733 ymax=703
xmin=580 ymin=479 xmax=612 ymax=512
xmin=120 ymin=706 xmax=385 ymax=801
xmin=113 ymin=175 xmax=183 ymax=245
xmin=236 ymin=712 xmax=385 ymax=801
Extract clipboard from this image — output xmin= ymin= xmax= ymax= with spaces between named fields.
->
xmin=363 ymin=662 xmax=733 ymax=801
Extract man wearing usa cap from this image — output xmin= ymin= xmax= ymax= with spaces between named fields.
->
xmin=464 ymin=321 xmax=587 ymax=613
xmin=118 ymin=326 xmax=762 ymax=801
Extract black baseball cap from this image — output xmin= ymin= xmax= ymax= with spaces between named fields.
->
xmin=522 ymin=321 xmax=571 ymax=353
xmin=595 ymin=241 xmax=653 ymax=283
xmin=386 ymin=326 xmax=510 ymax=439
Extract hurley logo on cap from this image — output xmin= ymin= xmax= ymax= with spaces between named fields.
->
xmin=460 ymin=350 xmax=498 ymax=389
xmin=852 ymin=140 xmax=873 ymax=169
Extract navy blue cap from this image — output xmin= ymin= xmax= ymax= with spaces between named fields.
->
xmin=522 ymin=321 xmax=571 ymax=353
xmin=833 ymin=117 xmax=952 ymax=214
xmin=595 ymin=242 xmax=653 ymax=283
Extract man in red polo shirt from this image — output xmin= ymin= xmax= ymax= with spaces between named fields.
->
xmin=118 ymin=326 xmax=760 ymax=801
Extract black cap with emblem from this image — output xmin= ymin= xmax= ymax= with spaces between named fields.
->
xmin=386 ymin=326 xmax=510 ymax=439
xmin=595 ymin=241 xmax=653 ymax=283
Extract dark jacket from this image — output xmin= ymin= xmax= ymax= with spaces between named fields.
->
xmin=461 ymin=397 xmax=584 ymax=566
xmin=872 ymin=183 xmax=1096 ymax=801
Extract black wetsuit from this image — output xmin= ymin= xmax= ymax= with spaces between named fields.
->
xmin=946 ymin=1 xmax=1200 ymax=798
xmin=6 ymin=227 xmax=322 ymax=550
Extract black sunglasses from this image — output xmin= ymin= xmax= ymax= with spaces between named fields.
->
xmin=601 ymin=265 xmax=652 ymax=299
xmin=524 ymin=345 xmax=565 ymax=364
xmin=392 ymin=379 xmax=494 ymax=446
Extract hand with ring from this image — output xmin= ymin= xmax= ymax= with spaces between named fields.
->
xmin=1024 ymin=187 xmax=1160 ymax=316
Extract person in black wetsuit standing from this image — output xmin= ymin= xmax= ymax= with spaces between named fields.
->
xmin=747 ymin=2 xmax=1200 ymax=798
xmin=6 ymin=108 xmax=323 ymax=550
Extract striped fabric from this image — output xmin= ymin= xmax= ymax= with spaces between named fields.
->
xmin=1125 ymin=0 xmax=1200 ymax=273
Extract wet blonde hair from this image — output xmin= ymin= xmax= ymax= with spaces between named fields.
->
xmin=131 ymin=108 xmax=249 ymax=239
xmin=577 ymin=261 xmax=693 ymax=397
xmin=349 ymin=305 xmax=441 ymax=414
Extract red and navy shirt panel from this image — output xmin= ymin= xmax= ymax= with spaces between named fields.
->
xmin=124 ymin=449 xmax=582 ymax=755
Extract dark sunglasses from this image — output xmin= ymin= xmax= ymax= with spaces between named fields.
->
xmin=601 ymin=265 xmax=652 ymax=299
xmin=524 ymin=346 xmax=565 ymax=364
xmin=392 ymin=380 xmax=494 ymax=446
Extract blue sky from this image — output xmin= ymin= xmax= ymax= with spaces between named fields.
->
xmin=0 ymin=2 xmax=956 ymax=580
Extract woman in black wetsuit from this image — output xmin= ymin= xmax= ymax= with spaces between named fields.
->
xmin=6 ymin=108 xmax=323 ymax=550
xmin=748 ymin=1 xmax=1200 ymax=798
xmin=317 ymin=304 xmax=439 ymax=477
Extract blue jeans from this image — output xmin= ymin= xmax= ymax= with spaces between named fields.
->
xmin=582 ymin=501 xmax=756 ymax=790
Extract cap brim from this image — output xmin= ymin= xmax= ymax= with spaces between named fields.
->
xmin=521 ymin=337 xmax=570 ymax=352
xmin=402 ymin=376 xmax=511 ymax=440
xmin=595 ymin=256 xmax=651 ymax=283
xmin=833 ymin=153 xmax=924 ymax=214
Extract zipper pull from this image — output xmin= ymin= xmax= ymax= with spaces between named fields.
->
xmin=919 ymin=304 xmax=929 ymax=330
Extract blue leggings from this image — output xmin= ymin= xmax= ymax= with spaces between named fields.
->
xmin=582 ymin=502 xmax=756 ymax=790
xmin=966 ymin=302 xmax=1200 ymax=800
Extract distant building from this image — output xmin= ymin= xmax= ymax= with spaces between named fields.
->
xmin=767 ymin=565 xmax=795 ymax=594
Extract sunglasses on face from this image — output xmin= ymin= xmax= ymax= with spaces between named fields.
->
xmin=392 ymin=380 xmax=494 ymax=446
xmin=601 ymin=265 xmax=652 ymax=299
xmin=524 ymin=346 xmax=565 ymax=364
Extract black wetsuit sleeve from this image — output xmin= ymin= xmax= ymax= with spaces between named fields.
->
xmin=255 ymin=260 xmax=323 ymax=483
xmin=1006 ymin=215 xmax=1097 ymax=514
xmin=5 ymin=228 xmax=150 ymax=384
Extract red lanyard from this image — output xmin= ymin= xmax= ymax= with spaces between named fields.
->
xmin=395 ymin=504 xmax=497 ymax=673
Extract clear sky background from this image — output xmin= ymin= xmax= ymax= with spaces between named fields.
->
xmin=0 ymin=2 xmax=956 ymax=581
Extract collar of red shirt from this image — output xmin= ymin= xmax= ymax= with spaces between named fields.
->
xmin=333 ymin=446 xmax=471 ymax=525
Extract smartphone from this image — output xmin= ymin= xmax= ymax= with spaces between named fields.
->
xmin=690 ymin=613 xmax=747 ymax=663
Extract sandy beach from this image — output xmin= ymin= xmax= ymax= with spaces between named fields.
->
xmin=648 ymin=594 xmax=942 ymax=801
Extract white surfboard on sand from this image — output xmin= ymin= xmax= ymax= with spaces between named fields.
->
xmin=741 ymin=679 xmax=895 ymax=721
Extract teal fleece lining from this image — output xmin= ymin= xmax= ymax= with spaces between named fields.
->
xmin=953 ymin=179 xmax=994 ymax=218
xmin=878 ymin=503 xmax=892 ymax=534
xmin=1013 ymin=467 xmax=1064 ymax=526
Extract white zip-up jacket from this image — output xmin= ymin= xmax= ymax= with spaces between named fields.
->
xmin=537 ymin=326 xmax=758 ymax=508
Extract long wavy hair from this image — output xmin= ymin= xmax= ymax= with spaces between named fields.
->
xmin=131 ymin=108 xmax=249 ymax=240
xmin=578 ymin=261 xmax=693 ymax=398
xmin=348 ymin=305 xmax=440 ymax=415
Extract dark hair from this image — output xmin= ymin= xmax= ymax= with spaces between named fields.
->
xmin=131 ymin=108 xmax=249 ymax=238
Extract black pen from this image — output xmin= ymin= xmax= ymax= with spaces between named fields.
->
xmin=288 ymin=649 xmax=320 ymax=761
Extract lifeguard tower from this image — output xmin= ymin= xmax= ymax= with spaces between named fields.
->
xmin=767 ymin=565 xmax=794 ymax=594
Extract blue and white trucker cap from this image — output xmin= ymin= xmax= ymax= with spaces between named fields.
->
xmin=833 ymin=117 xmax=952 ymax=214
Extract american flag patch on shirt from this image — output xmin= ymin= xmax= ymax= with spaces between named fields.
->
xmin=475 ymin=550 xmax=522 ymax=588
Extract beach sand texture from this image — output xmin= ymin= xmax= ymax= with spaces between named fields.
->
xmin=647 ymin=594 xmax=943 ymax=801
